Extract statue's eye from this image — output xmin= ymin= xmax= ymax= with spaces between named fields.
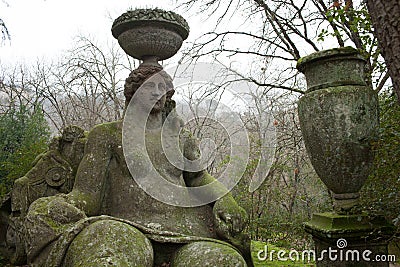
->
xmin=158 ymin=83 xmax=166 ymax=91
xmin=143 ymin=82 xmax=155 ymax=88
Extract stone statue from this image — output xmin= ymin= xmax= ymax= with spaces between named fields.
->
xmin=0 ymin=8 xmax=254 ymax=266
xmin=1 ymin=64 xmax=253 ymax=266
xmin=1 ymin=125 xmax=86 ymax=264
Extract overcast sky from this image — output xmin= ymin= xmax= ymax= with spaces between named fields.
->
xmin=0 ymin=0 xmax=207 ymax=65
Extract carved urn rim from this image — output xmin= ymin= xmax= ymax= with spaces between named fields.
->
xmin=296 ymin=46 xmax=366 ymax=73
xmin=111 ymin=8 xmax=190 ymax=41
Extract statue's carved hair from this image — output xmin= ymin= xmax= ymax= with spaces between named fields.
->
xmin=124 ymin=65 xmax=174 ymax=106
xmin=124 ymin=65 xmax=180 ymax=126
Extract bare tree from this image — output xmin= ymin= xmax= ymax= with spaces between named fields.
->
xmin=36 ymin=36 xmax=134 ymax=132
xmin=0 ymin=18 xmax=10 ymax=44
xmin=0 ymin=36 xmax=135 ymax=133
xmin=170 ymin=61 xmax=330 ymax=244
xmin=175 ymin=81 xmax=234 ymax=175
xmin=0 ymin=65 xmax=44 ymax=113
xmin=178 ymin=0 xmax=389 ymax=94
xmin=0 ymin=0 xmax=10 ymax=44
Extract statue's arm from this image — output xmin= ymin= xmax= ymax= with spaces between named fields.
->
xmin=182 ymin=131 xmax=233 ymax=196
xmin=182 ymin=133 xmax=248 ymax=237
xmin=182 ymin=132 xmax=232 ymax=196
xmin=185 ymin=169 xmax=231 ymax=200
xmin=66 ymin=124 xmax=113 ymax=216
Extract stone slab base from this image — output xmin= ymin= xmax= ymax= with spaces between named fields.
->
xmin=305 ymin=212 xmax=395 ymax=267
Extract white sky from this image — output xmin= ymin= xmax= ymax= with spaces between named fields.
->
xmin=0 ymin=0 xmax=207 ymax=65
xmin=0 ymin=0 xmax=288 ymax=74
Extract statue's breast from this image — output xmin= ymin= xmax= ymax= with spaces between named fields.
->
xmin=103 ymin=129 xmax=216 ymax=239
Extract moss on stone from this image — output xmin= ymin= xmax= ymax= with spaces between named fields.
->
xmin=304 ymin=212 xmax=395 ymax=241
xmin=89 ymin=121 xmax=121 ymax=139
xmin=28 ymin=195 xmax=86 ymax=236
xmin=112 ymin=8 xmax=190 ymax=39
xmin=296 ymin=46 xmax=364 ymax=72
xmin=297 ymin=85 xmax=379 ymax=208
xmin=172 ymin=241 xmax=246 ymax=267
xmin=64 ymin=220 xmax=153 ymax=267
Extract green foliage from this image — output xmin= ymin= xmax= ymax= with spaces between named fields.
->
xmin=0 ymin=104 xmax=50 ymax=196
xmin=231 ymin=114 xmax=331 ymax=251
xmin=324 ymin=3 xmax=374 ymax=50
xmin=320 ymin=2 xmax=386 ymax=88
xmin=359 ymin=91 xmax=400 ymax=258
xmin=360 ymin=91 xmax=400 ymax=222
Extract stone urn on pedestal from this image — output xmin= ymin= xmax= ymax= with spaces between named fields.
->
xmin=297 ymin=47 xmax=394 ymax=267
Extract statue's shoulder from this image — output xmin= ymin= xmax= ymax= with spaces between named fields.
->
xmin=87 ymin=121 xmax=122 ymax=141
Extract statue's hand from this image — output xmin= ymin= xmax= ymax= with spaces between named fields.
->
xmin=48 ymin=194 xmax=86 ymax=224
xmin=213 ymin=195 xmax=248 ymax=241
xmin=24 ymin=195 xmax=86 ymax=261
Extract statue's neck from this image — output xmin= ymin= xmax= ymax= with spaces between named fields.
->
xmin=124 ymin=104 xmax=164 ymax=130
xmin=145 ymin=112 xmax=163 ymax=130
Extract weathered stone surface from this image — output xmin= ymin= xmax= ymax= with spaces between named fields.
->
xmin=64 ymin=220 xmax=153 ymax=267
xmin=171 ymin=241 xmax=247 ymax=267
xmin=24 ymin=195 xmax=86 ymax=265
xmin=305 ymin=213 xmax=394 ymax=267
xmin=112 ymin=8 xmax=189 ymax=62
xmin=297 ymin=48 xmax=394 ymax=267
xmin=297 ymin=47 xmax=367 ymax=91
xmin=2 ymin=125 xmax=86 ymax=265
xmin=305 ymin=212 xmax=394 ymax=237
xmin=63 ymin=120 xmax=217 ymax=239
xmin=11 ymin=65 xmax=251 ymax=266
xmin=298 ymin=85 xmax=379 ymax=210
xmin=297 ymin=47 xmax=379 ymax=211
xmin=11 ymin=125 xmax=86 ymax=217
xmin=117 ymin=27 xmax=184 ymax=62
xmin=1 ymin=9 xmax=253 ymax=266
xmin=112 ymin=8 xmax=189 ymax=39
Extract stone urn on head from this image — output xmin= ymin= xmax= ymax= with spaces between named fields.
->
xmin=296 ymin=47 xmax=379 ymax=213
xmin=111 ymin=8 xmax=190 ymax=67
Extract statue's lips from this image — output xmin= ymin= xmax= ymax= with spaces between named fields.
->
xmin=151 ymin=98 xmax=163 ymax=107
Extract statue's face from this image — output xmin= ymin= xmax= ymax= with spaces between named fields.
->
xmin=136 ymin=74 xmax=167 ymax=113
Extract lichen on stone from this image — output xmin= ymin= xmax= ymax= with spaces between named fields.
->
xmin=111 ymin=8 xmax=190 ymax=39
xmin=296 ymin=46 xmax=365 ymax=73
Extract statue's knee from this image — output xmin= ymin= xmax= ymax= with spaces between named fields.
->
xmin=171 ymin=241 xmax=247 ymax=267
xmin=64 ymin=220 xmax=153 ymax=267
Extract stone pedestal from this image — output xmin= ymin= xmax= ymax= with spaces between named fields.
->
xmin=305 ymin=212 xmax=394 ymax=267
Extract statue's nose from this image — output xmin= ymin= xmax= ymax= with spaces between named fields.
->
xmin=152 ymin=89 xmax=161 ymax=97
xmin=153 ymin=85 xmax=164 ymax=96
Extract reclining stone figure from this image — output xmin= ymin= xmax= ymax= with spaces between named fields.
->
xmin=2 ymin=65 xmax=253 ymax=266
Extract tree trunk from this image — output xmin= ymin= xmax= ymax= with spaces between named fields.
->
xmin=366 ymin=0 xmax=400 ymax=103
